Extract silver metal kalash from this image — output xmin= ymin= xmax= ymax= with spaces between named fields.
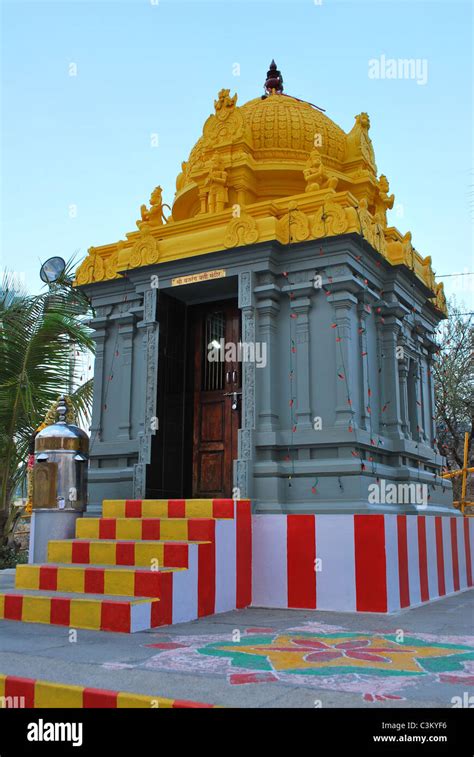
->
xmin=28 ymin=396 xmax=89 ymax=563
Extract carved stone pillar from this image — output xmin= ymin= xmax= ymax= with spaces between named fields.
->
xmin=236 ymin=271 xmax=256 ymax=498
xmin=379 ymin=316 xmax=404 ymax=438
xmin=255 ymin=285 xmax=280 ymax=431
xmin=117 ymin=314 xmax=135 ymax=440
xmin=426 ymin=351 xmax=437 ymax=444
xmin=329 ymin=291 xmax=358 ymax=428
xmin=286 ymin=283 xmax=313 ymax=431
xmin=357 ymin=299 xmax=370 ymax=431
xmin=88 ymin=305 xmax=112 ymax=443
xmin=398 ymin=356 xmax=410 ymax=439
xmin=133 ymin=288 xmax=159 ymax=499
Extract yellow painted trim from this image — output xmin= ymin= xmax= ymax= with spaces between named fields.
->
xmin=0 ymin=595 xmax=4 ymax=619
xmin=116 ymin=519 xmax=142 ymax=540
xmin=70 ymin=599 xmax=101 ymax=631
xmin=160 ymin=520 xmax=188 ymax=540
xmin=89 ymin=542 xmax=116 ymax=565
xmin=141 ymin=501 xmax=168 ymax=518
xmin=104 ymin=569 xmax=134 ymax=596
xmin=35 ymin=681 xmax=84 ymax=708
xmin=22 ymin=596 xmax=51 ymax=625
xmin=117 ymin=692 xmax=162 ymax=708
xmin=15 ymin=565 xmax=40 ymax=590
xmin=185 ymin=500 xmax=213 ymax=518
xmin=48 ymin=541 xmax=73 ymax=563
xmin=102 ymin=500 xmax=125 ymax=518
xmin=0 ymin=674 xmax=5 ymax=698
xmin=57 ymin=568 xmax=85 ymax=594
xmin=76 ymin=519 xmax=99 ymax=538
xmin=135 ymin=543 xmax=163 ymax=567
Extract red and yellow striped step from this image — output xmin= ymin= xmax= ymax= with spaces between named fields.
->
xmin=0 ymin=589 xmax=159 ymax=633
xmin=102 ymin=498 xmax=246 ymax=519
xmin=0 ymin=674 xmax=219 ymax=708
xmin=47 ymin=539 xmax=207 ymax=567
xmin=15 ymin=563 xmax=179 ymax=598
xmin=76 ymin=516 xmax=216 ymax=542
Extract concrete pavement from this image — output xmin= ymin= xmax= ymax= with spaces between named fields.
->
xmin=0 ymin=570 xmax=473 ymax=708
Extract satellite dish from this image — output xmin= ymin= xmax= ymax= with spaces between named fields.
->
xmin=40 ymin=256 xmax=66 ymax=284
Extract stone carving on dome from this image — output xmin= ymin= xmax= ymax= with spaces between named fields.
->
xmin=312 ymin=201 xmax=349 ymax=239
xmin=214 ymin=88 xmax=238 ymax=118
xmin=386 ymin=229 xmax=414 ymax=268
xmin=303 ymin=149 xmax=339 ymax=193
xmin=241 ymin=97 xmax=345 ymax=161
xmin=200 ymin=154 xmax=229 ymax=214
xmin=224 ymin=213 xmax=259 ymax=248
xmin=137 ymin=186 xmax=169 ymax=230
xmin=277 ymin=203 xmax=310 ymax=243
xmin=75 ymin=247 xmax=105 ymax=286
xmin=202 ymin=90 xmax=244 ymax=147
xmin=353 ymin=198 xmax=386 ymax=254
xmin=129 ymin=233 xmax=160 ymax=268
xmin=105 ymin=251 xmax=120 ymax=280
xmin=374 ymin=174 xmax=395 ymax=228
xmin=276 ymin=202 xmax=310 ymax=244
xmin=346 ymin=112 xmax=377 ymax=173
xmin=434 ymin=281 xmax=447 ymax=313
xmin=421 ymin=256 xmax=436 ymax=292
xmin=175 ymin=161 xmax=188 ymax=192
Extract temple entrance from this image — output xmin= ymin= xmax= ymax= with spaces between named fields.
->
xmin=190 ymin=301 xmax=241 ymax=497
xmin=148 ymin=291 xmax=240 ymax=500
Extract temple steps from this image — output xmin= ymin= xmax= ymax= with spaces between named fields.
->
xmin=15 ymin=563 xmax=181 ymax=598
xmin=46 ymin=538 xmax=208 ymax=567
xmin=102 ymin=498 xmax=239 ymax=519
xmin=0 ymin=498 xmax=252 ymax=633
xmin=0 ymin=588 xmax=159 ymax=633
xmin=76 ymin=516 xmax=216 ymax=541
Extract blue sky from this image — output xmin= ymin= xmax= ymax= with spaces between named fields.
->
xmin=1 ymin=0 xmax=472 ymax=303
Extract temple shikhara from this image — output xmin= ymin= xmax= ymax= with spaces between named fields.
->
xmin=3 ymin=63 xmax=471 ymax=639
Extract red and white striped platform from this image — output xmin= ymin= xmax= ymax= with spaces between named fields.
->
xmin=252 ymin=514 xmax=473 ymax=613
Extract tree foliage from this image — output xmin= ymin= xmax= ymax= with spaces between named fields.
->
xmin=0 ymin=263 xmax=94 ymax=542
xmin=433 ymin=298 xmax=473 ymax=501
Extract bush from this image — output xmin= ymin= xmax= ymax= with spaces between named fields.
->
xmin=0 ymin=545 xmax=27 ymax=569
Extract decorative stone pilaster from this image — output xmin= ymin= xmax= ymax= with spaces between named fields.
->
xmin=411 ymin=358 xmax=424 ymax=443
xmin=236 ymin=271 xmax=256 ymax=497
xmin=379 ymin=315 xmax=404 ymax=438
xmin=328 ymin=291 xmax=358 ymax=428
xmin=284 ymin=282 xmax=314 ymax=430
xmin=133 ymin=287 xmax=159 ymax=498
xmin=116 ymin=314 xmax=136 ymax=440
xmin=398 ymin=355 xmax=411 ymax=439
xmin=255 ymin=282 xmax=280 ymax=431
xmin=88 ymin=305 xmax=112 ymax=443
xmin=356 ymin=298 xmax=371 ymax=431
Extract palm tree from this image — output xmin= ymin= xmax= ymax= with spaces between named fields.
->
xmin=0 ymin=262 xmax=94 ymax=545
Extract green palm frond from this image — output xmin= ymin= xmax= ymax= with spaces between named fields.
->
xmin=0 ymin=260 xmax=95 ymax=531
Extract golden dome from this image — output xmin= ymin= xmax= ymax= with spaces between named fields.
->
xmin=172 ymin=89 xmax=350 ymax=221
xmin=239 ymin=95 xmax=345 ymax=162
xmin=75 ymin=62 xmax=446 ymax=314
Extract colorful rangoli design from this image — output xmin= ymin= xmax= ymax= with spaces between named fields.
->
xmin=102 ymin=621 xmax=474 ymax=702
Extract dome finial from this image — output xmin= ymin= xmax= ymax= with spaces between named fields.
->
xmin=264 ymin=59 xmax=283 ymax=94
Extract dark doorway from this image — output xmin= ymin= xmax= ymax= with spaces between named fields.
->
xmin=147 ymin=292 xmax=241 ymax=499
xmin=190 ymin=300 xmax=241 ymax=497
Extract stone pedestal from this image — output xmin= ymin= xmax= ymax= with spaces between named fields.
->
xmin=28 ymin=509 xmax=82 ymax=564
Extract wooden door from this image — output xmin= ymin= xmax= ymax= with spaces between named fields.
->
xmin=192 ymin=301 xmax=241 ymax=497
